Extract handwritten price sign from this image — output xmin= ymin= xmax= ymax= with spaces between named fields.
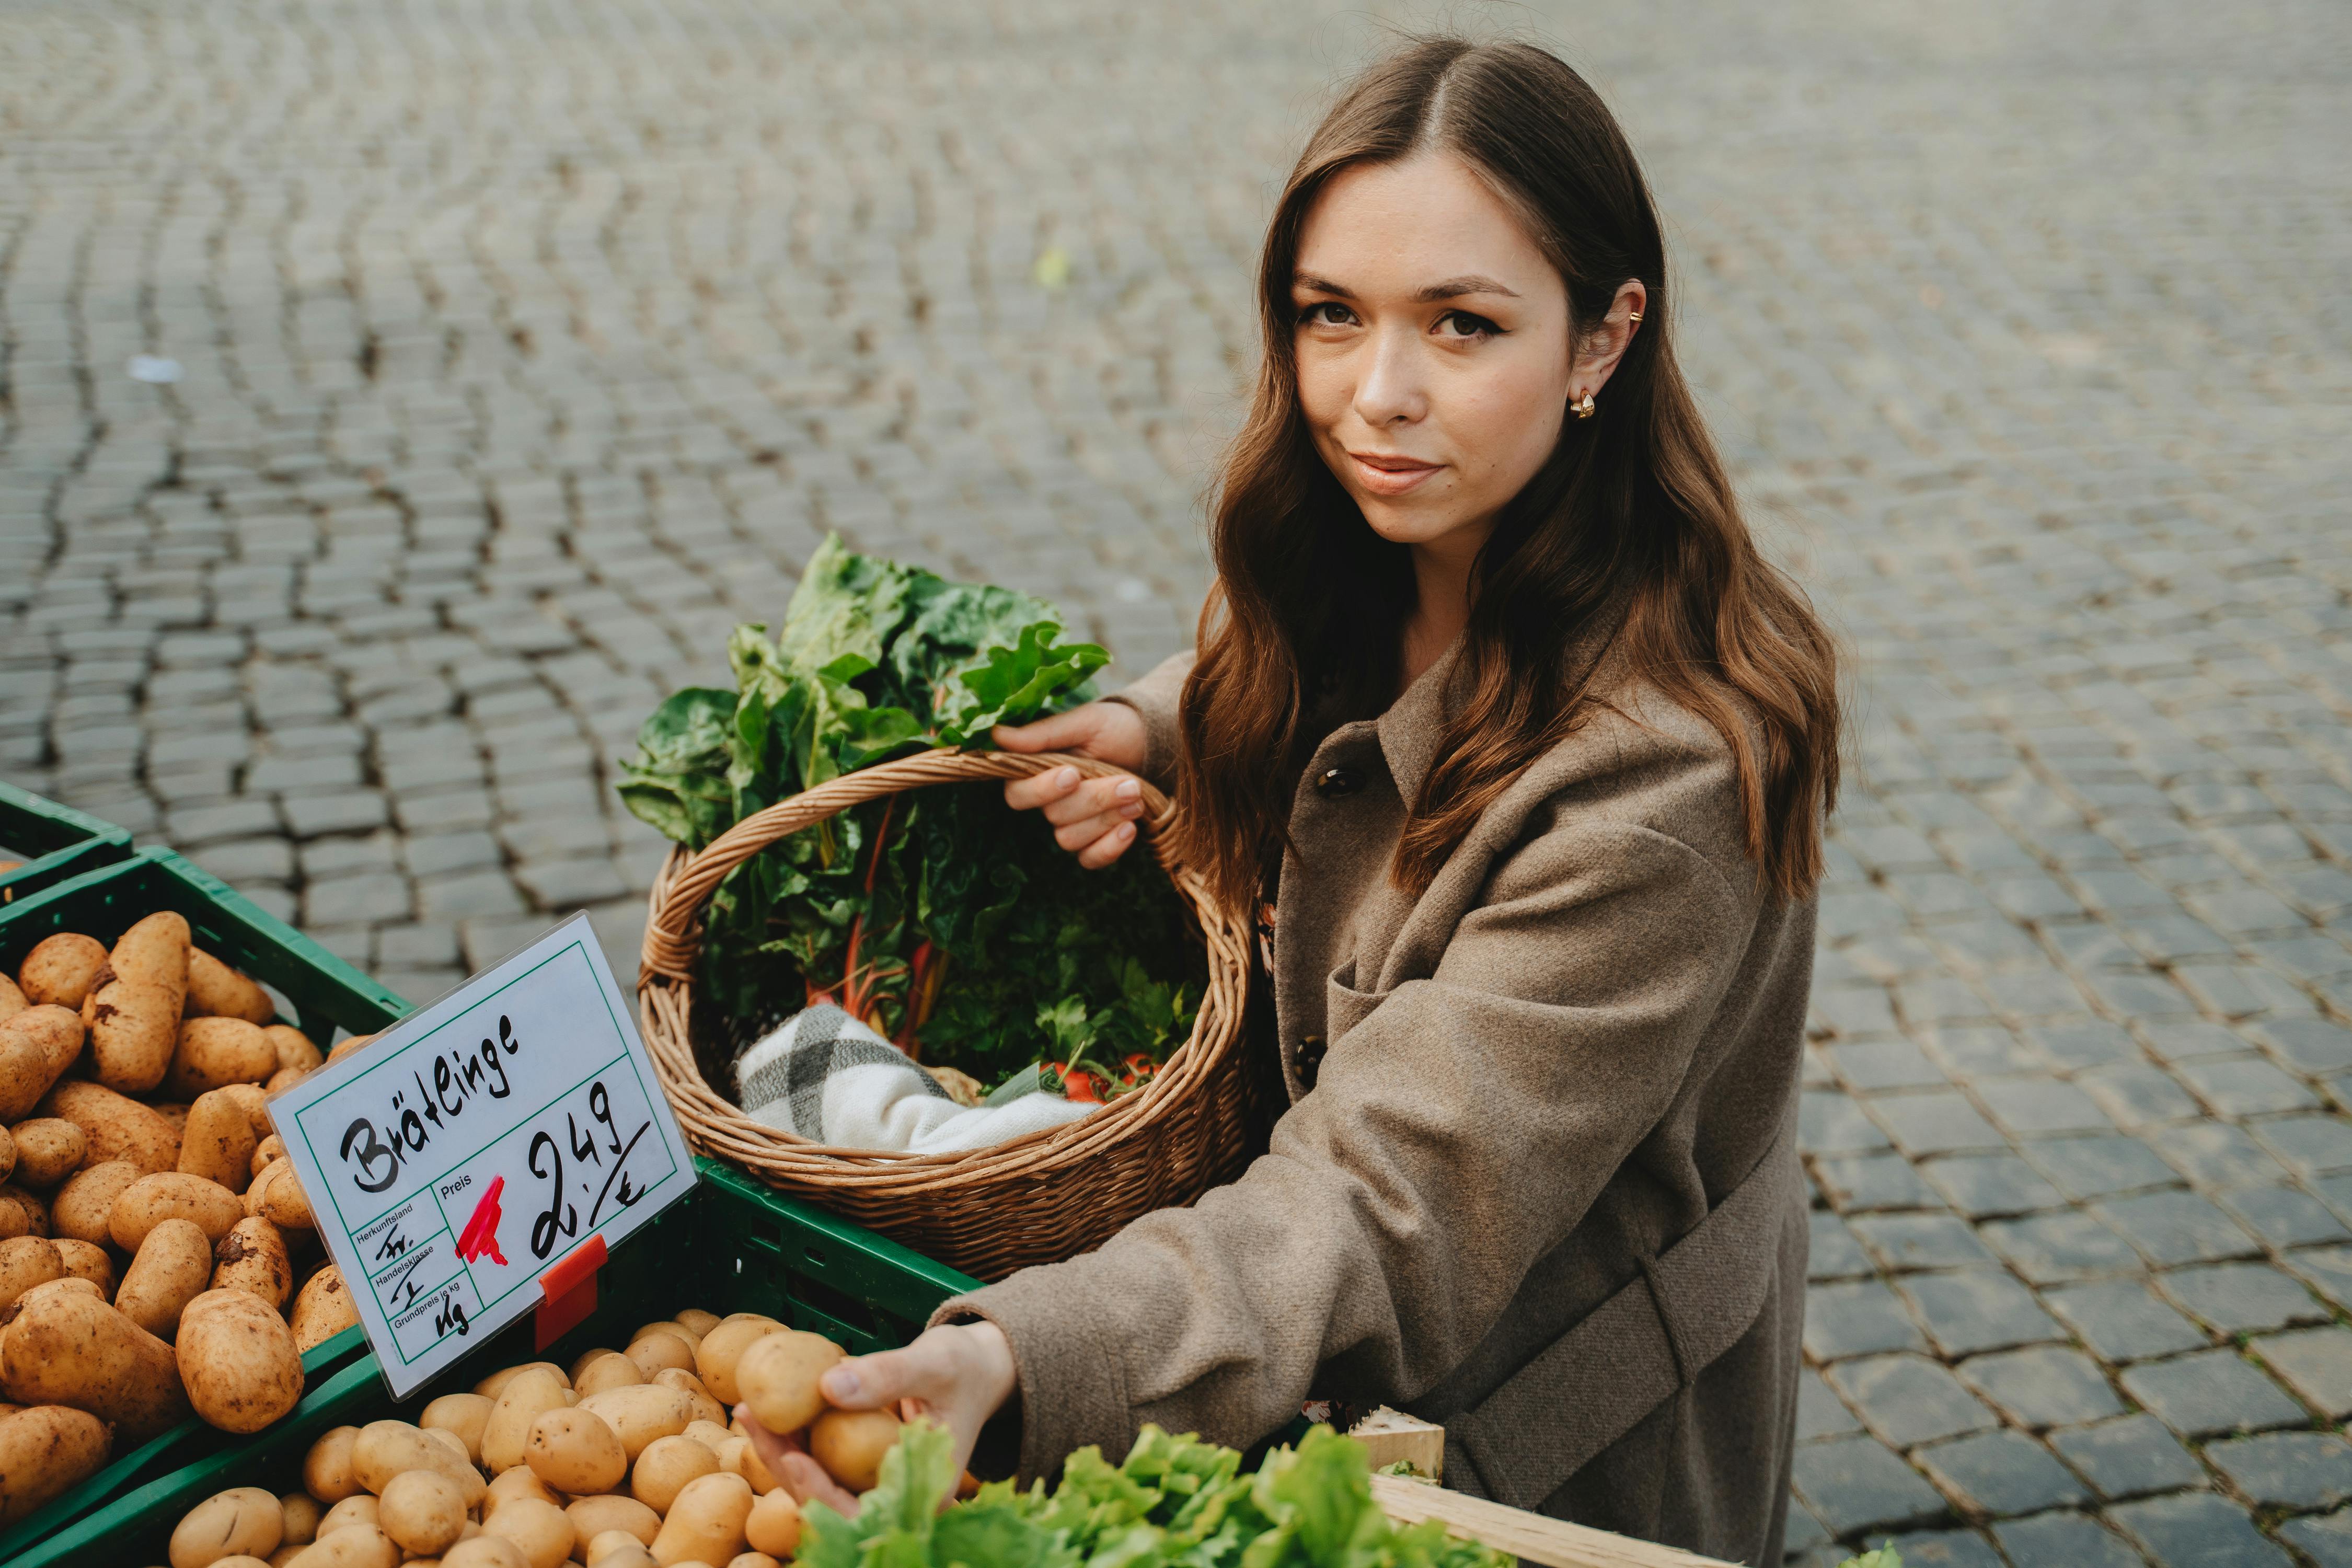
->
xmin=269 ymin=914 xmax=697 ymax=1397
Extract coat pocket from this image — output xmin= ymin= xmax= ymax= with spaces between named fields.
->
xmin=1324 ymin=958 xmax=1385 ymax=1042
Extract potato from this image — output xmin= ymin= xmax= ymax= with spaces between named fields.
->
xmin=474 ymin=1360 xmax=568 ymax=1400
xmin=649 ymin=1472 xmax=753 ymax=1568
xmin=630 ymin=1433 xmax=719 ymax=1513
xmin=482 ymin=1463 xmax=560 ymax=1517
xmin=118 ymin=1218 xmax=217 ymax=1339
xmin=317 ymin=1496 xmax=378 ymax=1537
xmin=294 ymin=1524 xmax=398 ymax=1568
xmin=692 ymin=1316 xmax=782 ymax=1405
xmin=324 ymin=1033 xmax=376 ymax=1066
xmin=178 ymin=1091 xmax=260 ymax=1195
xmin=724 ymin=1431 xmax=780 ymax=1495
xmin=112 ymin=1171 xmax=245 ymax=1250
xmin=263 ymin=1067 xmax=312 ymax=1096
xmin=421 ymin=1391 xmax=492 ymax=1465
xmin=249 ymin=1135 xmax=286 ymax=1180
xmin=575 ymin=1351 xmax=644 ymax=1397
xmin=0 ymin=975 xmax=18 ymax=1024
xmin=685 ymin=1417 xmax=733 ymax=1448
xmin=40 ymin=1080 xmax=181 ymax=1172
xmin=809 ymin=1408 xmax=901 ymax=1493
xmin=568 ymin=1495 xmax=660 ymax=1551
xmin=251 ymin=1161 xmax=316 ymax=1230
xmin=170 ymin=1485 xmax=284 ymax=1568
xmin=0 ymin=1183 xmax=48 ymax=1239
xmin=635 ymin=1319 xmax=701 ymax=1352
xmin=0 ymin=1007 xmax=84 ymax=1121
xmin=16 ymin=934 xmax=107 ymax=1010
xmin=441 ymin=1537 xmax=529 ymax=1568
xmin=84 ymin=981 xmax=182 ymax=1096
xmin=281 ymin=1491 xmax=321 ymax=1547
xmin=524 ymin=1404 xmax=627 ymax=1495
xmin=624 ymin=1331 xmax=695 ymax=1378
xmin=354 ymin=1419 xmax=488 ymax=1503
xmin=0 ymin=1288 xmax=189 ymax=1438
xmin=674 ymin=1309 xmax=721 ymax=1336
xmin=113 ymin=910 xmax=191 ymax=994
xmin=0 ymin=1237 xmax=60 ymax=1311
xmin=744 ymin=1489 xmax=801 ymax=1560
xmin=186 ymin=950 xmax=275 ymax=1026
xmin=168 ymin=1019 xmax=278 ymax=1100
xmin=732 ymin=1554 xmax=785 ymax=1568
xmin=652 ymin=1368 xmax=726 ymax=1426
xmin=50 ymin=1161 xmax=137 ymax=1246
xmin=379 ymin=1469 xmax=468 ymax=1555
xmin=483 ymin=1367 xmax=570 ymax=1474
xmin=482 ymin=1495 xmax=571 ymax=1568
xmin=734 ymin=1331 xmax=844 ymax=1436
xmin=586 ymin=1530 xmax=657 ymax=1567
xmin=303 ymin=1425 xmax=363 ymax=1502
xmin=50 ymin=1237 xmax=112 ymax=1295
xmin=0 ymin=1123 xmax=11 ymax=1185
xmin=152 ymin=1101 xmax=194 ymax=1132
xmin=579 ymin=1383 xmax=695 ymax=1463
xmin=211 ymin=1216 xmax=293 ymax=1309
xmin=290 ymin=1264 xmax=357 ymax=1351
xmin=178 ymin=1288 xmax=303 ymax=1432
xmin=263 ymin=1025 xmax=323 ymax=1076
xmin=0 ymin=1404 xmax=110 ymax=1527
xmin=215 ymin=1082 xmax=273 ymax=1141
xmin=8 ymin=1119 xmax=86 ymax=1189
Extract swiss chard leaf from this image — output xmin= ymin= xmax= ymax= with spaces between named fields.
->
xmin=932 ymin=620 xmax=1111 ymax=746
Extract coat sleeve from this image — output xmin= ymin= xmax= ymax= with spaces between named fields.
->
xmin=930 ymin=802 xmax=1760 ymax=1482
xmin=1100 ymin=650 xmax=1193 ymax=792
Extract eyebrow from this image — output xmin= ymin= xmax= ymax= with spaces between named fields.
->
xmin=1292 ymin=271 xmax=1521 ymax=302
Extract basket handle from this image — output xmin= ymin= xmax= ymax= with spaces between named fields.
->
xmin=640 ymin=748 xmax=1175 ymax=986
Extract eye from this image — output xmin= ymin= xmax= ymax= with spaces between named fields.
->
xmin=1296 ymin=301 xmax=1357 ymax=328
xmin=1434 ymin=310 xmax=1504 ymax=340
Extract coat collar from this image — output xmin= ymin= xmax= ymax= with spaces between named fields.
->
xmin=1372 ymin=596 xmax=1632 ymax=805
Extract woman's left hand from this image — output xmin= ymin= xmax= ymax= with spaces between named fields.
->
xmin=735 ymin=1319 xmax=1017 ymax=1518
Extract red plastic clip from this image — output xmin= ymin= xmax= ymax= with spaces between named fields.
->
xmin=534 ymin=1233 xmax=608 ymax=1351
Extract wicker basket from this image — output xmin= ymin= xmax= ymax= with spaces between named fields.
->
xmin=638 ymin=748 xmax=1259 ymax=1281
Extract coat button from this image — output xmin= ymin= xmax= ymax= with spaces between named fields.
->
xmin=1296 ymin=1034 xmax=1327 ymax=1088
xmin=1313 ymin=767 xmax=1364 ymax=799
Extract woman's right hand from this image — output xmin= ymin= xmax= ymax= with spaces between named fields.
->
xmin=995 ymin=701 xmax=1151 ymax=869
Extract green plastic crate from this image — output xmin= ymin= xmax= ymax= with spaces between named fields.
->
xmin=0 ymin=781 xmax=132 ymax=907
xmin=0 ymin=846 xmax=412 ymax=1561
xmin=11 ymin=1160 xmax=976 ymax=1568
xmin=0 ymin=845 xmax=408 ymax=1045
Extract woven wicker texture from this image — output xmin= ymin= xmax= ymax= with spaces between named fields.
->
xmin=638 ymin=747 xmax=1258 ymax=1281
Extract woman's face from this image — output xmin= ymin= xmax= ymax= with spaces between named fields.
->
xmin=1290 ymin=153 xmax=1573 ymax=565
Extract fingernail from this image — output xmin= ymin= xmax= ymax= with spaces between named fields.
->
xmin=1118 ymin=822 xmax=1135 ymax=839
xmin=1115 ymin=778 xmax=1140 ymax=801
xmin=1121 ymin=801 xmax=1143 ymax=818
xmin=822 ymin=1366 xmax=861 ymax=1401
xmin=1056 ymin=767 xmax=1079 ymax=789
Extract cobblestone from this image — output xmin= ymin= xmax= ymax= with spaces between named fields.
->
xmin=5 ymin=0 xmax=2351 ymax=1559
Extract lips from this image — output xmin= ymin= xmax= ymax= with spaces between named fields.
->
xmin=1346 ymin=451 xmax=1442 ymax=497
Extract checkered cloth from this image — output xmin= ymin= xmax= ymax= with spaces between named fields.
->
xmin=730 ymin=1003 xmax=1097 ymax=1154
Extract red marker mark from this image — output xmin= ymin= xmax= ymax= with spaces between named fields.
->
xmin=456 ymin=1175 xmax=508 ymax=1266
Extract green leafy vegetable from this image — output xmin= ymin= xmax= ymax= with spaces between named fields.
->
xmin=801 ymin=1422 xmax=1512 ymax=1568
xmin=617 ymin=536 xmax=1200 ymax=1089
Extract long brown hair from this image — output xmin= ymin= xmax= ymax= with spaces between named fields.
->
xmin=1173 ymin=36 xmax=1840 ymax=915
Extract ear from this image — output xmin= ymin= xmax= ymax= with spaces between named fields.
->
xmin=1571 ymin=280 xmax=1649 ymax=401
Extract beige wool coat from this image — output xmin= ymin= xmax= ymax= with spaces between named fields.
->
xmin=935 ymin=627 xmax=1816 ymax=1566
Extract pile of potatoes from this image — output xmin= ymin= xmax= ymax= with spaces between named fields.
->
xmin=163 ymin=1310 xmax=888 ymax=1568
xmin=0 ymin=911 xmax=376 ymax=1523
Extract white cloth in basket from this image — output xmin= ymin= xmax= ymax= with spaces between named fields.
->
xmin=730 ymin=1003 xmax=1097 ymax=1155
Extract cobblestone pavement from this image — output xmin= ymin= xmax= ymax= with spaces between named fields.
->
xmin=6 ymin=1 xmax=2352 ymax=1560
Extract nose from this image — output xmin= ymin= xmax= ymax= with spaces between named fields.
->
xmin=1352 ymin=324 xmax=1426 ymax=428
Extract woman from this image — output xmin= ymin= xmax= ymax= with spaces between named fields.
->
xmin=744 ymin=36 xmax=1840 ymax=1564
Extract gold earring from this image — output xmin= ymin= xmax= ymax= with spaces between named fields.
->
xmin=1571 ymin=391 xmax=1596 ymax=419
xmin=1627 ymin=309 xmax=1643 ymax=324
